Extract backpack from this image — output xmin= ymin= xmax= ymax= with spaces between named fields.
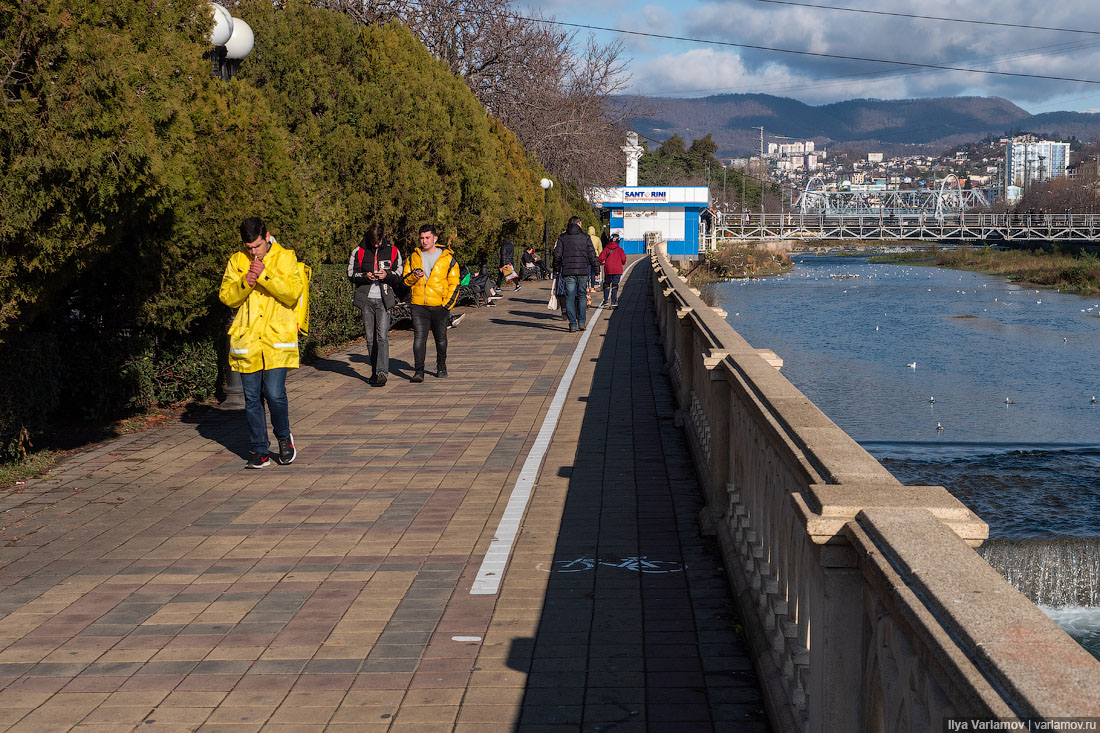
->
xmin=296 ymin=261 xmax=312 ymax=337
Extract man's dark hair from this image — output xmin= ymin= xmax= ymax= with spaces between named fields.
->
xmin=240 ymin=217 xmax=266 ymax=243
xmin=364 ymin=222 xmax=385 ymax=248
xmin=419 ymin=224 xmax=438 ymax=236
xmin=568 ymin=216 xmax=582 ymax=227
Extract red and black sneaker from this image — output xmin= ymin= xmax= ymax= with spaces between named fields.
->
xmin=277 ymin=434 xmax=296 ymax=465
xmin=246 ymin=452 xmax=270 ymax=469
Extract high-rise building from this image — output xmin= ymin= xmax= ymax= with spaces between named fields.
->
xmin=1004 ymin=136 xmax=1070 ymax=191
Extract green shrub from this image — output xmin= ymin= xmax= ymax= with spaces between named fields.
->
xmin=302 ymin=265 xmax=363 ymax=360
xmin=0 ymin=335 xmax=61 ymax=459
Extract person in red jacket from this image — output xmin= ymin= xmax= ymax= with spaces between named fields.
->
xmin=597 ymin=233 xmax=627 ymax=307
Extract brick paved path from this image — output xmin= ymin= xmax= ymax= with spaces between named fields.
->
xmin=0 ymin=262 xmax=768 ymax=731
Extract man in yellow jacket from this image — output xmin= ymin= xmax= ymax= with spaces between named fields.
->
xmin=402 ymin=224 xmax=460 ymax=383
xmin=219 ymin=217 xmax=304 ymax=469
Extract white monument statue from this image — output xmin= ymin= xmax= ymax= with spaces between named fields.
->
xmin=622 ymin=131 xmax=644 ymax=187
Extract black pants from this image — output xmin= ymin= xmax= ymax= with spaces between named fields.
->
xmin=411 ymin=304 xmax=449 ymax=371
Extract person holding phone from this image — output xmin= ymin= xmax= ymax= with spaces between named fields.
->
xmin=402 ymin=224 xmax=461 ymax=382
xmin=219 ymin=217 xmax=304 ymax=469
xmin=348 ymin=222 xmax=403 ymax=387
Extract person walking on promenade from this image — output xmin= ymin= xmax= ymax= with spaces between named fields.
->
xmin=598 ymin=232 xmax=627 ymax=307
xmin=402 ymin=224 xmax=461 ymax=382
xmin=496 ymin=236 xmax=521 ymax=292
xmin=553 ymin=215 xmax=599 ymax=332
xmin=219 ymin=217 xmax=304 ymax=469
xmin=348 ymin=222 xmax=403 ymax=387
xmin=586 ymin=225 xmax=604 ymax=302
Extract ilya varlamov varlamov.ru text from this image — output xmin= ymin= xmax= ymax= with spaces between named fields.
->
xmin=946 ymin=720 xmax=1099 ymax=731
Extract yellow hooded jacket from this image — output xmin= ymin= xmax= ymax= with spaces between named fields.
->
xmin=587 ymin=226 xmax=603 ymax=256
xmin=218 ymin=239 xmax=304 ymax=373
xmin=402 ymin=247 xmax=461 ymax=309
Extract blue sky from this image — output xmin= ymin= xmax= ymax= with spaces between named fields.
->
xmin=518 ymin=0 xmax=1100 ymax=113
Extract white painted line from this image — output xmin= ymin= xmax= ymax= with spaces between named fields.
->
xmin=451 ymin=636 xmax=483 ymax=642
xmin=470 ymin=260 xmax=641 ymax=595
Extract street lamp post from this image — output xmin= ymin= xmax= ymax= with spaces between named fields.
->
xmin=541 ymin=178 xmax=554 ymax=267
xmin=209 ymin=2 xmax=255 ymax=408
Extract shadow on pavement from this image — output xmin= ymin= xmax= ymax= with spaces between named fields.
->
xmin=503 ymin=268 xmax=770 ymax=731
xmin=181 ymin=403 xmax=250 ymax=459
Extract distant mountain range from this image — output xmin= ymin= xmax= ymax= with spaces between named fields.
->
xmin=627 ymin=94 xmax=1100 ymax=156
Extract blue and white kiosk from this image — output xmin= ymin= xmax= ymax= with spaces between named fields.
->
xmin=594 ymin=186 xmax=712 ymax=259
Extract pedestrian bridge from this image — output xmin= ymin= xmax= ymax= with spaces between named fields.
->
xmin=716 ymin=212 xmax=1100 ymax=242
xmin=0 ymin=259 xmax=1096 ymax=731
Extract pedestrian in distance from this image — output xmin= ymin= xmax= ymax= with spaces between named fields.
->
xmin=219 ymin=217 xmax=304 ymax=469
xmin=402 ymin=224 xmax=461 ymax=382
xmin=553 ymin=215 xmax=599 ymax=332
xmin=496 ymin=236 xmax=521 ymax=292
xmin=348 ymin=222 xmax=403 ymax=387
xmin=598 ymin=232 xmax=627 ymax=307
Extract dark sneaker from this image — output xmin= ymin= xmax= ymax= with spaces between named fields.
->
xmin=411 ymin=370 xmax=425 ymax=383
xmin=568 ymin=325 xmax=578 ymax=332
xmin=513 ymin=283 xmax=521 ymax=291
xmin=448 ymin=313 xmax=465 ymax=329
xmin=601 ymin=301 xmax=609 ymax=307
xmin=277 ymin=434 xmax=296 ymax=465
xmin=437 ymin=365 xmax=448 ymax=378
xmin=578 ymin=322 xmax=586 ymax=330
xmin=246 ymin=452 xmax=270 ymax=469
xmin=373 ymin=373 xmax=388 ymax=387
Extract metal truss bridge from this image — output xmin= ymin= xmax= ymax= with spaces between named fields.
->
xmin=793 ymin=174 xmax=993 ymax=218
xmin=713 ymin=174 xmax=1100 ymax=242
xmin=714 ymin=212 xmax=1100 ymax=242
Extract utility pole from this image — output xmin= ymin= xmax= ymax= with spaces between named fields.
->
xmin=752 ymin=126 xmax=765 ymax=217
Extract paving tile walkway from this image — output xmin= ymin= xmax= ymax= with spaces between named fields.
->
xmin=0 ymin=260 xmax=769 ymax=731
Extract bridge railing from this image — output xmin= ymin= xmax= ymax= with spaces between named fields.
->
xmin=714 ymin=212 xmax=1100 ymax=241
xmin=650 ymin=252 xmax=1100 ymax=732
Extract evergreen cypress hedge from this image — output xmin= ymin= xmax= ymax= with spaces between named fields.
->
xmin=0 ymin=0 xmax=598 ymax=459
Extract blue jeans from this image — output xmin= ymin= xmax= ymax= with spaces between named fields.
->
xmin=563 ymin=274 xmax=587 ymax=329
xmin=240 ymin=368 xmax=290 ymax=455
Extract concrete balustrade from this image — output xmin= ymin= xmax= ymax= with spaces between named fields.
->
xmin=650 ymin=252 xmax=1100 ymax=732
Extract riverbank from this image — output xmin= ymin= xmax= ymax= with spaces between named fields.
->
xmin=871 ymin=246 xmax=1100 ymax=295
xmin=687 ymin=244 xmax=792 ymax=288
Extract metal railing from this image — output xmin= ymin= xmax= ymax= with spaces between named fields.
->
xmin=715 ymin=212 xmax=1100 ymax=241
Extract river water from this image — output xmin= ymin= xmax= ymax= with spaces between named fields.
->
xmin=707 ymin=252 xmax=1100 ymax=658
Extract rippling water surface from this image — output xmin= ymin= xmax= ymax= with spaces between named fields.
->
xmin=709 ymin=252 xmax=1100 ymax=654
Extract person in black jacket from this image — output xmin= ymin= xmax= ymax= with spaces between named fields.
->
xmin=496 ymin=237 xmax=521 ymax=292
xmin=552 ymin=216 xmax=599 ymax=332
xmin=347 ymin=222 xmax=403 ymax=387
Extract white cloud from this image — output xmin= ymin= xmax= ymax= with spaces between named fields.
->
xmin=666 ymin=0 xmax=1100 ymax=106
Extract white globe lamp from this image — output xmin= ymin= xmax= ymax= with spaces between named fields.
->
xmin=209 ymin=3 xmax=233 ymax=46
xmin=224 ymin=18 xmax=254 ymax=60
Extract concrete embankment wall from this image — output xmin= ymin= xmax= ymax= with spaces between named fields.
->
xmin=649 ymin=252 xmax=1100 ymax=732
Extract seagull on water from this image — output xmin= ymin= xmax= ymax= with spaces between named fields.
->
xmin=1005 ymin=397 xmax=1014 ymax=405
xmin=1092 ymin=396 xmax=1097 ymax=404
xmin=929 ymin=396 xmax=935 ymax=404
xmin=936 ymin=422 xmax=944 ymax=431
xmin=907 ymin=361 xmax=917 ymax=369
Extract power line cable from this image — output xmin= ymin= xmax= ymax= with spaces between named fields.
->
xmin=507 ymin=13 xmax=1100 ymax=85
xmin=639 ymin=37 xmax=1100 ymax=98
xmin=754 ymin=0 xmax=1100 ymax=36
